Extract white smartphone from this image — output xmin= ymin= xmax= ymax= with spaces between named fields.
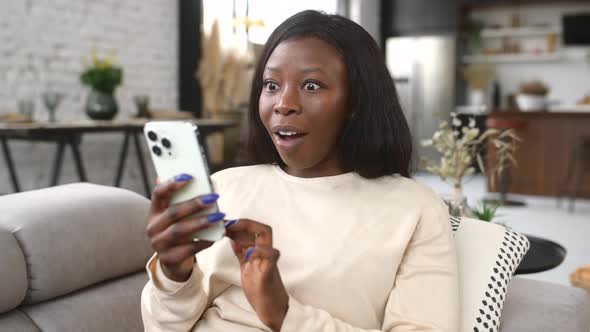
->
xmin=144 ymin=121 xmax=224 ymax=242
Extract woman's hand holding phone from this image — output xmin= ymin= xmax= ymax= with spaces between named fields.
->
xmin=146 ymin=174 xmax=225 ymax=282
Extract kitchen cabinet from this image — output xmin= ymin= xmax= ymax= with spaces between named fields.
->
xmin=462 ymin=0 xmax=590 ymax=9
xmin=486 ymin=111 xmax=590 ymax=197
xmin=381 ymin=0 xmax=459 ymax=37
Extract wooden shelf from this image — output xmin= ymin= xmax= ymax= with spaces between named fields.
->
xmin=480 ymin=26 xmax=561 ymax=38
xmin=462 ymin=0 xmax=590 ymax=10
xmin=462 ymin=52 xmax=562 ymax=63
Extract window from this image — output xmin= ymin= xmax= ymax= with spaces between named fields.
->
xmin=203 ymin=0 xmax=339 ymax=46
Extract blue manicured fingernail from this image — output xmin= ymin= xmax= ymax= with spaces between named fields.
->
xmin=200 ymin=193 xmax=219 ymax=204
xmin=245 ymin=247 xmax=255 ymax=261
xmin=224 ymin=219 xmax=238 ymax=228
xmin=174 ymin=173 xmax=193 ymax=182
xmin=207 ymin=212 xmax=225 ymax=223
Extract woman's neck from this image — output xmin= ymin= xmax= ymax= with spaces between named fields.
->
xmin=282 ymin=154 xmax=345 ymax=178
xmin=283 ymin=166 xmax=345 ymax=178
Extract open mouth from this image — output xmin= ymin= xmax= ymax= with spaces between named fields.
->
xmin=271 ymin=125 xmax=309 ymax=149
xmin=275 ymin=130 xmax=307 ymax=141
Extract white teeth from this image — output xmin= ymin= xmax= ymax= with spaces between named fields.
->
xmin=278 ymin=131 xmax=298 ymax=136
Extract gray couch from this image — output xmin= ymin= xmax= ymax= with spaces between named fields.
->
xmin=0 ymin=183 xmax=152 ymax=331
xmin=0 ymin=183 xmax=588 ymax=332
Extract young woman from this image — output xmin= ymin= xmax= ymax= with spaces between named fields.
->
xmin=141 ymin=10 xmax=459 ymax=332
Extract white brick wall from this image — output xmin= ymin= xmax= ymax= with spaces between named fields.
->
xmin=0 ymin=0 xmax=179 ymax=194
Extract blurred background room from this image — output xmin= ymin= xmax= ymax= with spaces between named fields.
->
xmin=1 ymin=0 xmax=589 ymax=295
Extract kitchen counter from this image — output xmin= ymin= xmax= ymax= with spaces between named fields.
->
xmin=486 ymin=110 xmax=590 ymax=198
xmin=491 ymin=108 xmax=590 ymax=117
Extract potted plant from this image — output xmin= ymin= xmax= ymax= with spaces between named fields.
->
xmin=80 ymin=50 xmax=123 ymax=120
xmin=422 ymin=113 xmax=520 ymax=216
xmin=471 ymin=201 xmax=500 ymax=222
xmin=516 ymin=80 xmax=549 ymax=111
xmin=462 ymin=63 xmax=494 ymax=106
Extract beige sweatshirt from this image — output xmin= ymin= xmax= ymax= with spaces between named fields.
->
xmin=141 ymin=165 xmax=459 ymax=332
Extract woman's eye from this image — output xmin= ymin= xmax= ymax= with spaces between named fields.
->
xmin=264 ymin=81 xmax=278 ymax=91
xmin=304 ymin=82 xmax=321 ymax=91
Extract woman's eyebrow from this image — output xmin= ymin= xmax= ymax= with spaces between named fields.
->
xmin=264 ymin=66 xmax=325 ymax=74
xmin=301 ymin=67 xmax=324 ymax=74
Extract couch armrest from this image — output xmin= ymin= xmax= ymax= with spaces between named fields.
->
xmin=500 ymin=277 xmax=590 ymax=332
xmin=0 ymin=183 xmax=152 ymax=306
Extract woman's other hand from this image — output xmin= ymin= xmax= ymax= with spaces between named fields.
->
xmin=146 ymin=174 xmax=224 ymax=282
xmin=225 ymin=219 xmax=289 ymax=332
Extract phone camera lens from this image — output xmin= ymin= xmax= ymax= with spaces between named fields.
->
xmin=161 ymin=138 xmax=172 ymax=149
xmin=152 ymin=145 xmax=162 ymax=156
xmin=147 ymin=131 xmax=158 ymax=141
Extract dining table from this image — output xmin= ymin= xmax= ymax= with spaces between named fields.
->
xmin=0 ymin=118 xmax=239 ymax=196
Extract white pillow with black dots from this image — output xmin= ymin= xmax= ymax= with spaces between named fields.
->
xmin=450 ymin=216 xmax=530 ymax=332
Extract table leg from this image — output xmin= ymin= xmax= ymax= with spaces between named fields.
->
xmin=1 ymin=137 xmax=21 ymax=192
xmin=69 ymin=135 xmax=88 ymax=182
xmin=50 ymin=140 xmax=66 ymax=186
xmin=568 ymin=153 xmax=584 ymax=213
xmin=114 ymin=131 xmax=131 ymax=187
xmin=132 ymin=132 xmax=151 ymax=197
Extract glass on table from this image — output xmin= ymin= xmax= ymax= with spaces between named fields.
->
xmin=42 ymin=91 xmax=64 ymax=123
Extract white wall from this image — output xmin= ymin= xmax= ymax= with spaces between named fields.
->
xmin=470 ymin=3 xmax=590 ymax=106
xmin=0 ymin=0 xmax=178 ymax=193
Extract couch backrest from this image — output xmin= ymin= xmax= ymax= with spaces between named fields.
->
xmin=0 ymin=183 xmax=152 ymax=314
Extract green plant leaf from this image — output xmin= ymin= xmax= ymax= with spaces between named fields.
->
xmin=80 ymin=55 xmax=123 ymax=93
xmin=472 ymin=201 xmax=500 ymax=222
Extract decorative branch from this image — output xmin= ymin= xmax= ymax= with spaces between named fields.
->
xmin=421 ymin=113 xmax=520 ymax=196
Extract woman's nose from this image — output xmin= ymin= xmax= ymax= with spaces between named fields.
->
xmin=274 ymin=87 xmax=301 ymax=115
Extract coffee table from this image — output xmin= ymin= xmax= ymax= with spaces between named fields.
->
xmin=515 ymin=235 xmax=567 ymax=275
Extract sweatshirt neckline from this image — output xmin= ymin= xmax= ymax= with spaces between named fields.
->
xmin=272 ymin=165 xmax=358 ymax=185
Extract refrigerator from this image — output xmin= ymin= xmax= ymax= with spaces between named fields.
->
xmin=385 ymin=36 xmax=457 ymax=162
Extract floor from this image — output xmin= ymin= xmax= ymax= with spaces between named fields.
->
xmin=414 ymin=172 xmax=590 ymax=287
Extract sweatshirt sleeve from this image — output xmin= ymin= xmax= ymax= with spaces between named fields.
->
xmin=280 ymin=199 xmax=460 ymax=332
xmin=140 ymin=251 xmax=232 ymax=332
xmin=140 ymin=171 xmax=235 ymax=331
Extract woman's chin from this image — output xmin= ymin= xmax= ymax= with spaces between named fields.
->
xmin=275 ymin=146 xmax=343 ymax=177
xmin=279 ymin=157 xmax=307 ymax=171
xmin=277 ymin=155 xmax=314 ymax=173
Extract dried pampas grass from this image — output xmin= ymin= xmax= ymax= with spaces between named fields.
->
xmin=197 ymin=19 xmax=254 ymax=117
xmin=196 ymin=19 xmax=254 ymax=163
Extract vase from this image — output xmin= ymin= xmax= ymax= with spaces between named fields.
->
xmin=86 ymin=90 xmax=118 ymax=120
xmin=444 ymin=185 xmax=469 ymax=217
xmin=469 ymin=88 xmax=485 ymax=106
xmin=133 ymin=95 xmax=151 ymax=118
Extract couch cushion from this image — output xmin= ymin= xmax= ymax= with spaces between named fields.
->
xmin=0 ymin=310 xmax=40 ymax=332
xmin=501 ymin=277 xmax=590 ymax=332
xmin=22 ymin=272 xmax=148 ymax=332
xmin=0 ymin=229 xmax=28 ymax=313
xmin=0 ymin=183 xmax=152 ymax=305
xmin=452 ymin=217 xmax=530 ymax=332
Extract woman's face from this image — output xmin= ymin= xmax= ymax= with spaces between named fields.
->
xmin=259 ymin=37 xmax=350 ymax=177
